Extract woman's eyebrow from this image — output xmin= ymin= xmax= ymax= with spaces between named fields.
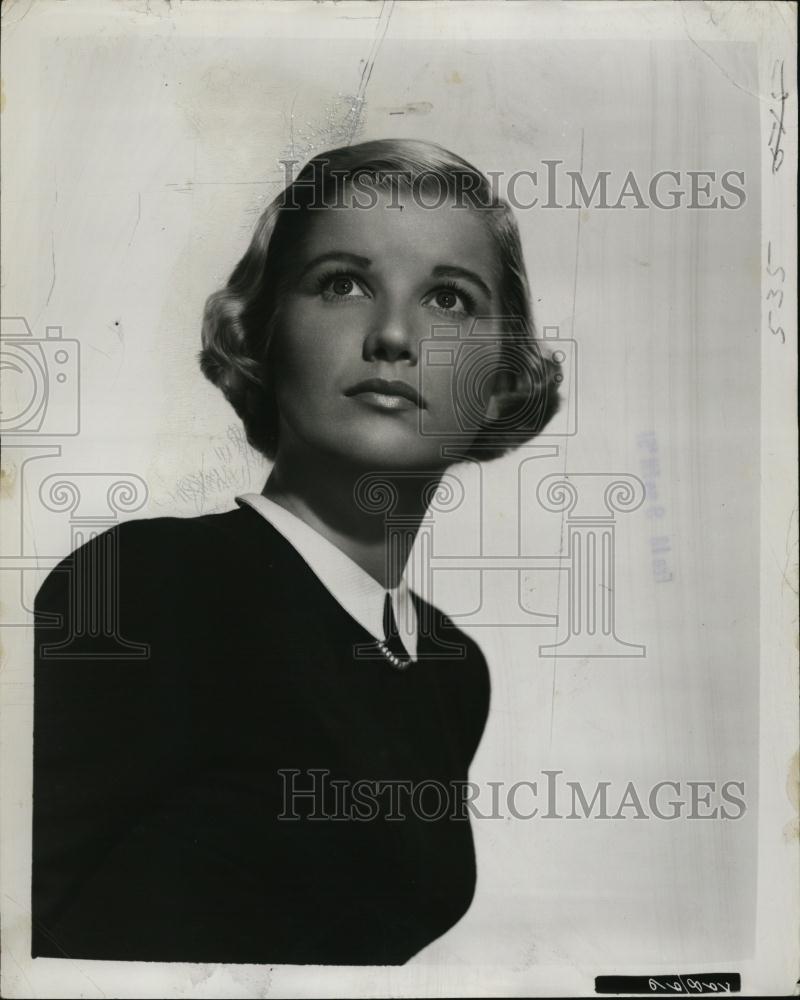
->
xmin=431 ymin=265 xmax=493 ymax=300
xmin=298 ymin=251 xmax=372 ymax=277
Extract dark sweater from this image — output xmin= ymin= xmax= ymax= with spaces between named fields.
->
xmin=32 ymin=503 xmax=490 ymax=965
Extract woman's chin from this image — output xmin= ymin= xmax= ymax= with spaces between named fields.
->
xmin=323 ymin=428 xmax=458 ymax=474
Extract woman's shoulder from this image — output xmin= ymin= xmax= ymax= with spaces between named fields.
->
xmin=35 ymin=506 xmax=265 ymax=608
xmin=100 ymin=505 xmax=256 ymax=550
xmin=51 ymin=504 xmax=262 ymax=559
xmin=33 ymin=506 xmax=283 ymax=667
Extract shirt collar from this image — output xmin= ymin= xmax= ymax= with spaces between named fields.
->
xmin=235 ymin=493 xmax=418 ymax=660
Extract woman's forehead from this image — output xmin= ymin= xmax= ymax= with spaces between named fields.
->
xmin=292 ymin=191 xmax=502 ymax=281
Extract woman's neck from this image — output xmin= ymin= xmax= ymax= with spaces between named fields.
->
xmin=263 ymin=448 xmax=442 ymax=589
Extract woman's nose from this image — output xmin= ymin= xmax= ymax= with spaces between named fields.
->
xmin=362 ymin=303 xmax=418 ymax=364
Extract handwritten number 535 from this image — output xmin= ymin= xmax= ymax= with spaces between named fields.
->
xmin=766 ymin=241 xmax=786 ymax=344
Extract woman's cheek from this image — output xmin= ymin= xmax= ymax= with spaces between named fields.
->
xmin=271 ymin=304 xmax=334 ymax=385
xmin=420 ymin=359 xmax=463 ymax=434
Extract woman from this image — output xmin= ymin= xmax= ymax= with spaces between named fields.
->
xmin=32 ymin=139 xmax=560 ymax=965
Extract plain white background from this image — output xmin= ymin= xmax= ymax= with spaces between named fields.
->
xmin=1 ymin=1 xmax=796 ymax=996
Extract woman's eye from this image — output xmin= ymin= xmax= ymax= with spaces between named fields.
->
xmin=321 ymin=274 xmax=367 ymax=300
xmin=426 ymin=287 xmax=473 ymax=314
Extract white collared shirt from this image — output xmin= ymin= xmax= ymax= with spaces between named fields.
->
xmin=235 ymin=493 xmax=418 ymax=661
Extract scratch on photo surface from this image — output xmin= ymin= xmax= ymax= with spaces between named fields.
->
xmin=678 ymin=4 xmax=761 ymax=102
xmin=773 ymin=504 xmax=799 ymax=597
xmin=127 ymin=193 xmax=142 ymax=248
xmin=785 ymin=751 xmax=799 ymax=842
xmin=4 ymin=947 xmax=35 ymax=996
xmin=383 ymin=100 xmax=433 ymax=117
xmin=45 ymin=232 xmax=56 ymax=307
xmin=549 ymin=127 xmax=585 ymax=749
xmin=347 ymin=0 xmax=395 ymax=143
xmin=788 ymin=751 xmax=799 ymax=811
xmin=287 ymin=92 xmax=298 ymax=162
xmin=1 ymin=0 xmax=36 ymax=32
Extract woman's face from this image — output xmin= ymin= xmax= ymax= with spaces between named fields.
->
xmin=269 ymin=186 xmax=504 ymax=472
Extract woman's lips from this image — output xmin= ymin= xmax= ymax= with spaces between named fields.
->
xmin=344 ymin=378 xmax=425 ymax=411
xmin=348 ymin=390 xmax=419 ymax=412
